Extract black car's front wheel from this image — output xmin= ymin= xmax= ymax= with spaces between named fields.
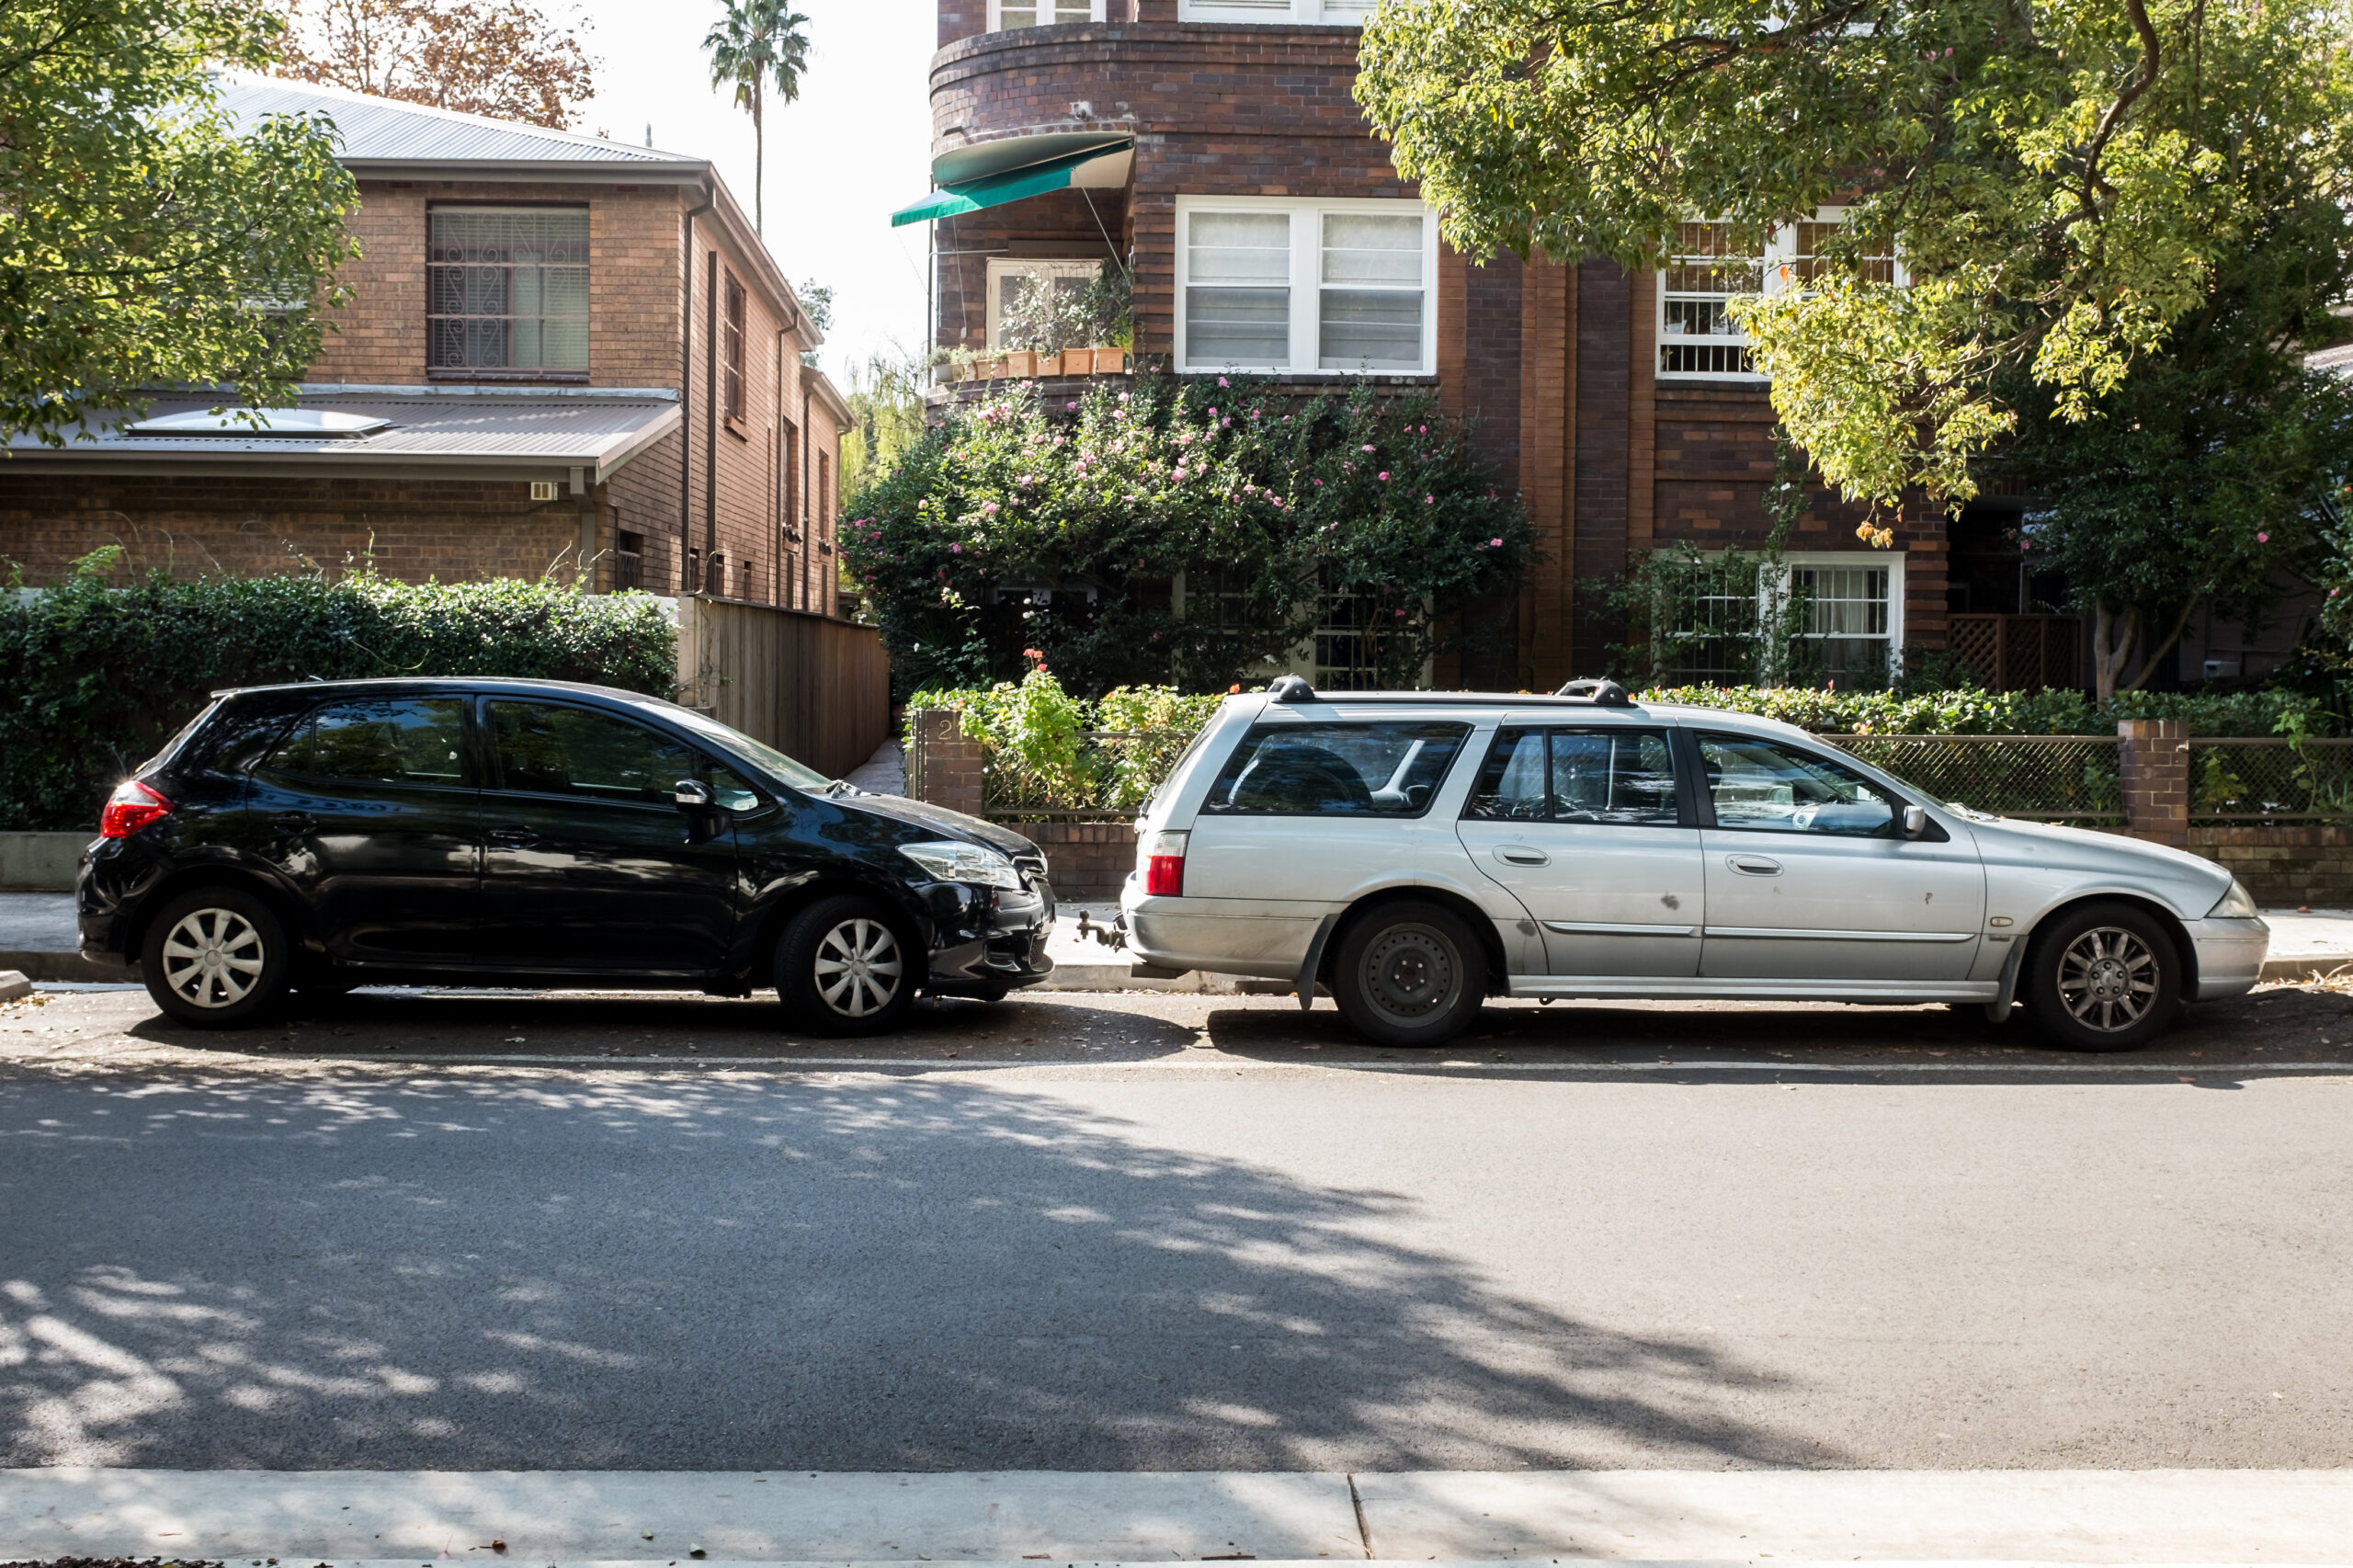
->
xmin=142 ymin=886 xmax=292 ymax=1029
xmin=777 ymin=894 xmax=918 ymax=1037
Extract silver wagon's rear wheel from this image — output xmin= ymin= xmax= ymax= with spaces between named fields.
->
xmin=1331 ymin=900 xmax=1488 ymax=1049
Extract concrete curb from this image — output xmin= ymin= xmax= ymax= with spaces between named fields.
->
xmin=0 ymin=949 xmax=135 ymax=983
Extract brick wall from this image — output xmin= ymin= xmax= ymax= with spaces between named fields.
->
xmin=2188 ymin=826 xmax=2353 ymax=906
xmin=929 ymin=11 xmax=1960 ymax=675
xmin=1023 ymin=821 xmax=1139 ymax=901
xmin=0 ymin=473 xmax=585 ymax=585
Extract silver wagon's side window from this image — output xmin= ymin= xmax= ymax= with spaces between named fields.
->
xmin=1464 ymin=726 xmax=1681 ymax=826
xmin=1200 ymin=721 xmax=1470 ymax=817
xmin=1699 ymin=732 xmax=1897 ymax=836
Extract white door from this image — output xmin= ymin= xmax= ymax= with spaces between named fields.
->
xmin=1456 ymin=723 xmax=1705 ymax=977
xmin=1692 ymin=730 xmax=1984 ymax=981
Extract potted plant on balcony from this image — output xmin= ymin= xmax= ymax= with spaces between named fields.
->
xmin=982 ymin=261 xmax=1131 ymax=381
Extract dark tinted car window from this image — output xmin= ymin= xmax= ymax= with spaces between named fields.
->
xmin=269 ymin=698 xmax=470 ymax=786
xmin=488 ymin=701 xmax=697 ymax=805
xmin=1201 ymin=721 xmax=1469 ymax=817
xmin=1466 ymin=727 xmax=1681 ymax=825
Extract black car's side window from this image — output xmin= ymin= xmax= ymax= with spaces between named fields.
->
xmin=486 ymin=701 xmax=699 ymax=805
xmin=268 ymin=698 xmax=470 ymax=787
xmin=1199 ymin=721 xmax=1471 ymax=817
xmin=1464 ymin=726 xmax=1682 ymax=825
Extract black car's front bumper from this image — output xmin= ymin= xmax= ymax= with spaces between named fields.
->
xmin=923 ymin=879 xmax=1055 ymax=996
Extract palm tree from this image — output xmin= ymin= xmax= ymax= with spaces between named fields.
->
xmin=702 ymin=1 xmax=811 ymax=234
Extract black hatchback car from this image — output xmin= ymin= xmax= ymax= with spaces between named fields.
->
xmin=78 ymin=678 xmax=1055 ymax=1033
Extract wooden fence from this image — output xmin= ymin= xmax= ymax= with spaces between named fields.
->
xmin=1948 ymin=613 xmax=2084 ymax=693
xmin=674 ymin=595 xmax=890 ymax=780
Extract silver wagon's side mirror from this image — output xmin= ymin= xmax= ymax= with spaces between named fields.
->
xmin=1902 ymin=804 xmax=1929 ymax=839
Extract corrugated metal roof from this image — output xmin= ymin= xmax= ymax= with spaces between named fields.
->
xmin=8 ymin=389 xmax=682 ymax=482
xmin=218 ymin=75 xmax=707 ymax=171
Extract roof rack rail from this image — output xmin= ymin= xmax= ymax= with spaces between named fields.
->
xmin=1554 ymin=676 xmax=1633 ymax=706
xmin=1266 ymin=675 xmax=1317 ymax=703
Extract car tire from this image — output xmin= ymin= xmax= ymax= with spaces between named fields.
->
xmin=1331 ymin=900 xmax=1487 ymax=1049
xmin=776 ymin=894 xmax=918 ymax=1037
xmin=142 ymin=886 xmax=292 ymax=1029
xmin=2024 ymin=901 xmax=2183 ymax=1052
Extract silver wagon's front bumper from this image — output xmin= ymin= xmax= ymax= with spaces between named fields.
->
xmin=2185 ymin=915 xmax=2269 ymax=1000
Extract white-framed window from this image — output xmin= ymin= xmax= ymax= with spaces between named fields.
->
xmin=1180 ymin=0 xmax=1372 ymax=21
xmin=1657 ymin=551 xmax=1905 ymax=687
xmin=990 ymin=0 xmax=1102 ymax=28
xmin=985 ymin=258 xmax=1104 ymax=350
xmin=1175 ymin=196 xmax=1437 ymax=376
xmin=1656 ymin=208 xmax=1899 ymax=381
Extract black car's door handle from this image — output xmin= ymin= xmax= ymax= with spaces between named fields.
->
xmin=272 ymin=811 xmax=315 ymax=832
xmin=489 ymin=825 xmax=541 ymax=848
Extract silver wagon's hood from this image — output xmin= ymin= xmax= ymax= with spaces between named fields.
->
xmin=1957 ymin=810 xmax=2234 ymax=919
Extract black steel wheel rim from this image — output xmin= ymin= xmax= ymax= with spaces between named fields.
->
xmin=1360 ymin=923 xmax=1461 ymax=1023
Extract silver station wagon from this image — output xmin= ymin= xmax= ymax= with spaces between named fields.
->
xmin=1119 ymin=678 xmax=2270 ymax=1051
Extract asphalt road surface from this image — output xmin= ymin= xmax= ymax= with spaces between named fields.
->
xmin=3 ymin=983 xmax=2350 ymax=1472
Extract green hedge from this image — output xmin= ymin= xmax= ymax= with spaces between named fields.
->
xmin=1635 ymin=684 xmax=2329 ymax=735
xmin=1 ymin=560 xmax=677 ymax=832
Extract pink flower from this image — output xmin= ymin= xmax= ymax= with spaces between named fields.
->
xmin=1217 ymin=376 xmax=1230 ymax=387
xmin=1361 ymin=444 xmax=1375 ymax=452
xmin=982 ymin=502 xmax=999 ymax=515
xmin=1119 ymin=392 xmax=1131 ymax=403
xmin=1313 ymin=478 xmax=1324 ymax=486
xmin=1425 ymin=494 xmax=1435 ymax=505
xmin=1066 ymin=401 xmax=1078 ymax=410
xmin=1378 ymin=472 xmax=1390 ymax=481
xmin=949 ymin=543 xmax=962 ymax=553
xmin=2258 ymin=532 xmax=2271 ymax=543
xmin=1172 ymin=466 xmax=1188 ymax=481
xmin=1489 ymin=537 xmax=1503 ymax=547
xmin=1208 ymin=407 xmax=1218 ymax=417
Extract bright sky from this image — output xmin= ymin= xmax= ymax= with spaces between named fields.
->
xmin=567 ymin=0 xmax=937 ymax=386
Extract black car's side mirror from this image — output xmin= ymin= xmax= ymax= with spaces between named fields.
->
xmin=674 ymin=778 xmax=716 ymax=811
xmin=1902 ymin=804 xmax=1929 ymax=839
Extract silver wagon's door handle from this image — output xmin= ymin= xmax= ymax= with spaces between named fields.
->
xmin=1495 ymin=846 xmax=1552 ymax=868
xmin=1728 ymin=854 xmax=1783 ymax=877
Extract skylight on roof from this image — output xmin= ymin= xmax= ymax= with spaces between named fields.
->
xmin=125 ymin=408 xmax=392 ymax=438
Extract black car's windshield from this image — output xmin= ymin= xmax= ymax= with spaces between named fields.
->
xmin=664 ymin=706 xmax=835 ymax=793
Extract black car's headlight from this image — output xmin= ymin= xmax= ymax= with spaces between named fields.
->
xmin=898 ymin=839 xmax=1025 ymax=891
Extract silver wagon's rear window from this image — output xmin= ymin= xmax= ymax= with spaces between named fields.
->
xmin=1199 ymin=721 xmax=1471 ymax=817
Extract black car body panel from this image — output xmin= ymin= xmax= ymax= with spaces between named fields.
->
xmin=78 ymin=677 xmax=1055 ymax=997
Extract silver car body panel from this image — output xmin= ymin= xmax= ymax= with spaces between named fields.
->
xmin=1120 ymin=695 xmax=2270 ymax=1004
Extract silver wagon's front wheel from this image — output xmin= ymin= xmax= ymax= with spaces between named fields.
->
xmin=2027 ymin=902 xmax=2182 ymax=1052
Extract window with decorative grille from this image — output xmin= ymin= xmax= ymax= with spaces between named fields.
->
xmin=427 ymin=208 xmax=588 ymax=372
xmin=1657 ymin=210 xmax=1900 ymax=381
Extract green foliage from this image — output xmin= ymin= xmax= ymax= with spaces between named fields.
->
xmin=0 ymin=555 xmax=677 ymax=830
xmin=2 ymin=0 xmax=361 ymax=446
xmin=1637 ymin=683 xmax=2326 ymax=736
xmin=838 ymin=342 xmax=929 ymax=501
xmin=908 ymin=665 xmax=1222 ymax=813
xmin=843 ymin=373 xmax=1531 ymax=697
xmin=1356 ymin=0 xmax=2353 ymax=512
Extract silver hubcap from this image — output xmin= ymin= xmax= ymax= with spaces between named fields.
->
xmin=813 ymin=917 xmax=904 ymax=1018
xmin=161 ymin=908 xmax=267 ymax=1009
xmin=1361 ymin=924 xmax=1460 ymax=1024
xmin=2058 ymin=926 xmax=2161 ymax=1032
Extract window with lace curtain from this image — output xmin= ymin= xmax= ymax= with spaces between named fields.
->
xmin=992 ymin=0 xmax=1100 ymax=26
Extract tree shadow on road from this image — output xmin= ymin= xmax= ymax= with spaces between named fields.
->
xmin=0 ymin=1072 xmax=1839 ymax=1471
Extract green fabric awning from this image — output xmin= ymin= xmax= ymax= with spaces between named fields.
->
xmin=891 ymin=141 xmax=1131 ymax=227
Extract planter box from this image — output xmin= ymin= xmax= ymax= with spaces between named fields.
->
xmin=0 ymin=831 xmax=89 ymax=891
xmin=958 ymin=348 xmax=1131 ymax=382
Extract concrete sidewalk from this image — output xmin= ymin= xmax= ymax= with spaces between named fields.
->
xmin=3 ymin=1467 xmax=2350 ymax=1563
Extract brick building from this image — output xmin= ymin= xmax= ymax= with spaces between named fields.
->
xmin=0 ymin=78 xmax=855 ymax=617
xmin=901 ymin=0 xmax=2044 ymax=690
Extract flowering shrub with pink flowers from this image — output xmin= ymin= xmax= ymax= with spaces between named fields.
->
xmin=840 ymin=372 xmax=1529 ymax=694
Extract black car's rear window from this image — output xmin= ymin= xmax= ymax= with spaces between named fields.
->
xmin=1199 ymin=721 xmax=1470 ymax=818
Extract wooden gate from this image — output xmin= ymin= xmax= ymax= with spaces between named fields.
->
xmin=1948 ymin=613 xmax=2085 ymax=693
xmin=674 ymin=596 xmax=891 ymax=779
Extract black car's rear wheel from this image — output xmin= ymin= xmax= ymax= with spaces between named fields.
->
xmin=776 ymin=894 xmax=918 ymax=1037
xmin=142 ymin=887 xmax=291 ymax=1028
xmin=1331 ymin=900 xmax=1487 ymax=1049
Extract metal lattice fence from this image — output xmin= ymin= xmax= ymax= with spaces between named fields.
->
xmin=1823 ymin=734 xmax=2123 ymax=822
xmin=982 ymin=730 xmax=1200 ymax=822
xmin=2188 ymin=738 xmax=2353 ymax=823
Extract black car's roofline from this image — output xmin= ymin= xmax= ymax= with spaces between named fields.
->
xmin=210 ymin=675 xmax=679 ymax=710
